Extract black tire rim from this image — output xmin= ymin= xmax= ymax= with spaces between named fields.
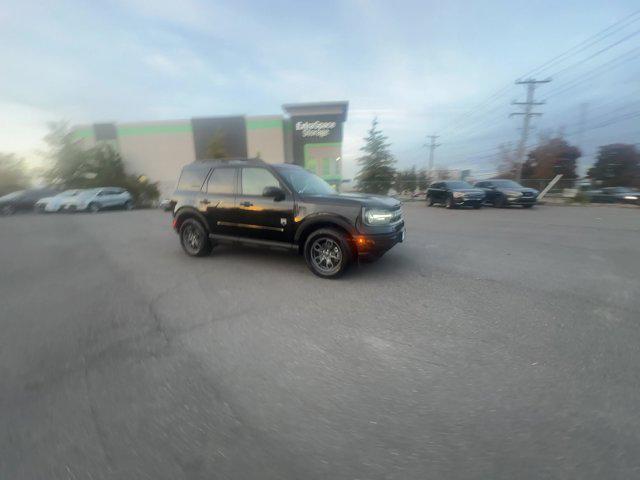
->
xmin=89 ymin=203 xmax=99 ymax=213
xmin=183 ymin=224 xmax=203 ymax=254
xmin=125 ymin=201 xmax=133 ymax=210
xmin=310 ymin=237 xmax=342 ymax=274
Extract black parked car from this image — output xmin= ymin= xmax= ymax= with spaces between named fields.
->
xmin=171 ymin=159 xmax=405 ymax=278
xmin=585 ymin=187 xmax=640 ymax=205
xmin=426 ymin=181 xmax=485 ymax=208
xmin=0 ymin=188 xmax=59 ymax=215
xmin=474 ymin=179 xmax=539 ymax=208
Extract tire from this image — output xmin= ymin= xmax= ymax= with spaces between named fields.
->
xmin=522 ymin=204 xmax=534 ymax=209
xmin=304 ymin=228 xmax=352 ymax=279
xmin=494 ymin=195 xmax=507 ymax=208
xmin=445 ymin=195 xmax=456 ymax=209
xmin=88 ymin=202 xmax=101 ymax=213
xmin=473 ymin=203 xmax=482 ymax=209
xmin=124 ymin=200 xmax=133 ymax=210
xmin=180 ymin=218 xmax=212 ymax=257
xmin=427 ymin=195 xmax=434 ymax=207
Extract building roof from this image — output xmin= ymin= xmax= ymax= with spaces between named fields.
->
xmin=282 ymin=101 xmax=348 ymax=122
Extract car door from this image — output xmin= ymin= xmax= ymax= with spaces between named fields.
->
xmin=111 ymin=188 xmax=127 ymax=207
xmin=203 ymin=166 xmax=237 ymax=236
xmin=430 ymin=182 xmax=443 ymax=202
xmin=95 ymin=189 xmax=111 ymax=207
xmin=480 ymin=181 xmax=496 ymax=203
xmin=234 ymin=166 xmax=295 ymax=243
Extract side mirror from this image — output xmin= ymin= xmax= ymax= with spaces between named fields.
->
xmin=262 ymin=186 xmax=285 ymax=201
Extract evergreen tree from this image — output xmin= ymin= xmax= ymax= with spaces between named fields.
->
xmin=588 ymin=144 xmax=640 ymax=187
xmin=355 ymin=118 xmax=396 ymax=194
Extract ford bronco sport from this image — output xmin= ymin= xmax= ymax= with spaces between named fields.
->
xmin=171 ymin=159 xmax=405 ymax=278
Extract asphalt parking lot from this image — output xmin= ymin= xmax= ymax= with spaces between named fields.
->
xmin=1 ymin=203 xmax=639 ymax=479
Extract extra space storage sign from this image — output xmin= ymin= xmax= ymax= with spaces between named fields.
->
xmin=295 ymin=120 xmax=337 ymax=138
xmin=291 ymin=114 xmax=343 ymax=166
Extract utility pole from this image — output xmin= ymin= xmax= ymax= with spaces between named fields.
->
xmin=426 ymin=134 xmax=441 ymax=177
xmin=510 ymin=78 xmax=551 ymax=182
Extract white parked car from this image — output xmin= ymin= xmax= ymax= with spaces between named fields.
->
xmin=35 ymin=189 xmax=83 ymax=212
xmin=62 ymin=187 xmax=133 ymax=213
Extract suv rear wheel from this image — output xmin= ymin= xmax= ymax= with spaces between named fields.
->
xmin=180 ymin=218 xmax=212 ymax=257
xmin=304 ymin=228 xmax=352 ymax=279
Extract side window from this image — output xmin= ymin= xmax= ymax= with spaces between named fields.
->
xmin=241 ymin=168 xmax=280 ymax=196
xmin=207 ymin=168 xmax=236 ymax=195
xmin=178 ymin=168 xmax=210 ymax=192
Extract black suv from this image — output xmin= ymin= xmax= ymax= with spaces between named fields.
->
xmin=426 ymin=181 xmax=485 ymax=208
xmin=474 ymin=179 xmax=539 ymax=208
xmin=171 ymin=159 xmax=405 ymax=278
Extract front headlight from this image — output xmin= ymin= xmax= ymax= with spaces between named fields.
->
xmin=624 ymin=195 xmax=638 ymax=200
xmin=453 ymin=191 xmax=465 ymax=198
xmin=363 ymin=208 xmax=394 ymax=225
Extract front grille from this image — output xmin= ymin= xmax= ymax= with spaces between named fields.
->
xmin=522 ymin=192 xmax=534 ymax=197
xmin=390 ymin=207 xmax=403 ymax=223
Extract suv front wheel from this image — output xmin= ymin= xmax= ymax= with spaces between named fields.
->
xmin=180 ymin=219 xmax=212 ymax=257
xmin=304 ymin=228 xmax=352 ymax=279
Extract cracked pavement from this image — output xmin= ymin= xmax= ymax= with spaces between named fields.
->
xmin=1 ymin=204 xmax=639 ymax=479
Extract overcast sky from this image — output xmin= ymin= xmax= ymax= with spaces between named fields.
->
xmin=1 ymin=0 xmax=638 ymax=178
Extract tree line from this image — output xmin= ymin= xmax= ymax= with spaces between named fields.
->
xmin=0 ymin=122 xmax=160 ymax=203
xmin=355 ymin=119 xmax=640 ymax=194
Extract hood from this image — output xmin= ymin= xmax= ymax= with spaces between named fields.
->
xmin=299 ymin=192 xmax=402 ymax=209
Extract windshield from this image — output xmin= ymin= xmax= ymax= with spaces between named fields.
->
xmin=0 ymin=190 xmax=25 ymax=200
xmin=77 ymin=189 xmax=100 ymax=199
xmin=492 ymin=180 xmax=522 ymax=188
xmin=446 ymin=181 xmax=473 ymax=189
xmin=277 ymin=168 xmax=335 ymax=195
xmin=58 ymin=189 xmax=81 ymax=197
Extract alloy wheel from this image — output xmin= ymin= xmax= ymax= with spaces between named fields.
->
xmin=182 ymin=224 xmax=203 ymax=254
xmin=310 ymin=237 xmax=343 ymax=275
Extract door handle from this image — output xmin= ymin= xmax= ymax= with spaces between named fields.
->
xmin=240 ymin=201 xmax=253 ymax=207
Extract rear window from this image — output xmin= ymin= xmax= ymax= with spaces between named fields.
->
xmin=178 ymin=167 xmax=210 ymax=192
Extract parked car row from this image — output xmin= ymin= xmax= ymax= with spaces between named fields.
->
xmin=426 ymin=179 xmax=539 ymax=209
xmin=584 ymin=187 xmax=640 ymax=205
xmin=0 ymin=187 xmax=133 ymax=215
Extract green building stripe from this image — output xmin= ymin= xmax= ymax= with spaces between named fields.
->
xmin=71 ymin=128 xmax=93 ymax=140
xmin=117 ymin=123 xmax=192 ymax=136
xmin=246 ymin=118 xmax=283 ymax=130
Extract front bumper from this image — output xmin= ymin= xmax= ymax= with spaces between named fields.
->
xmin=355 ymin=227 xmax=405 ymax=259
xmin=507 ymin=196 xmax=537 ymax=205
xmin=453 ymin=197 xmax=484 ymax=206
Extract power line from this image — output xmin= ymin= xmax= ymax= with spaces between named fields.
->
xmin=543 ymin=46 xmax=640 ymax=99
xmin=520 ymin=9 xmax=640 ymax=79
xmin=425 ymin=135 xmax=441 ymax=173
xmin=547 ymin=27 xmax=640 ymax=79
xmin=435 ymin=9 xmax=640 ymax=138
xmin=510 ymin=78 xmax=551 ymax=182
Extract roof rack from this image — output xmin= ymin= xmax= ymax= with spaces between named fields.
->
xmin=193 ymin=157 xmax=266 ymax=165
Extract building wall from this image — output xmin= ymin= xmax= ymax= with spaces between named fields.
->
xmin=245 ymin=115 xmax=285 ymax=164
xmin=117 ymin=120 xmax=196 ymax=196
xmin=191 ymin=116 xmax=247 ymax=161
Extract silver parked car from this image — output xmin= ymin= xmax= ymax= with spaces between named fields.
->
xmin=61 ymin=187 xmax=133 ymax=213
xmin=35 ymin=189 xmax=84 ymax=213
